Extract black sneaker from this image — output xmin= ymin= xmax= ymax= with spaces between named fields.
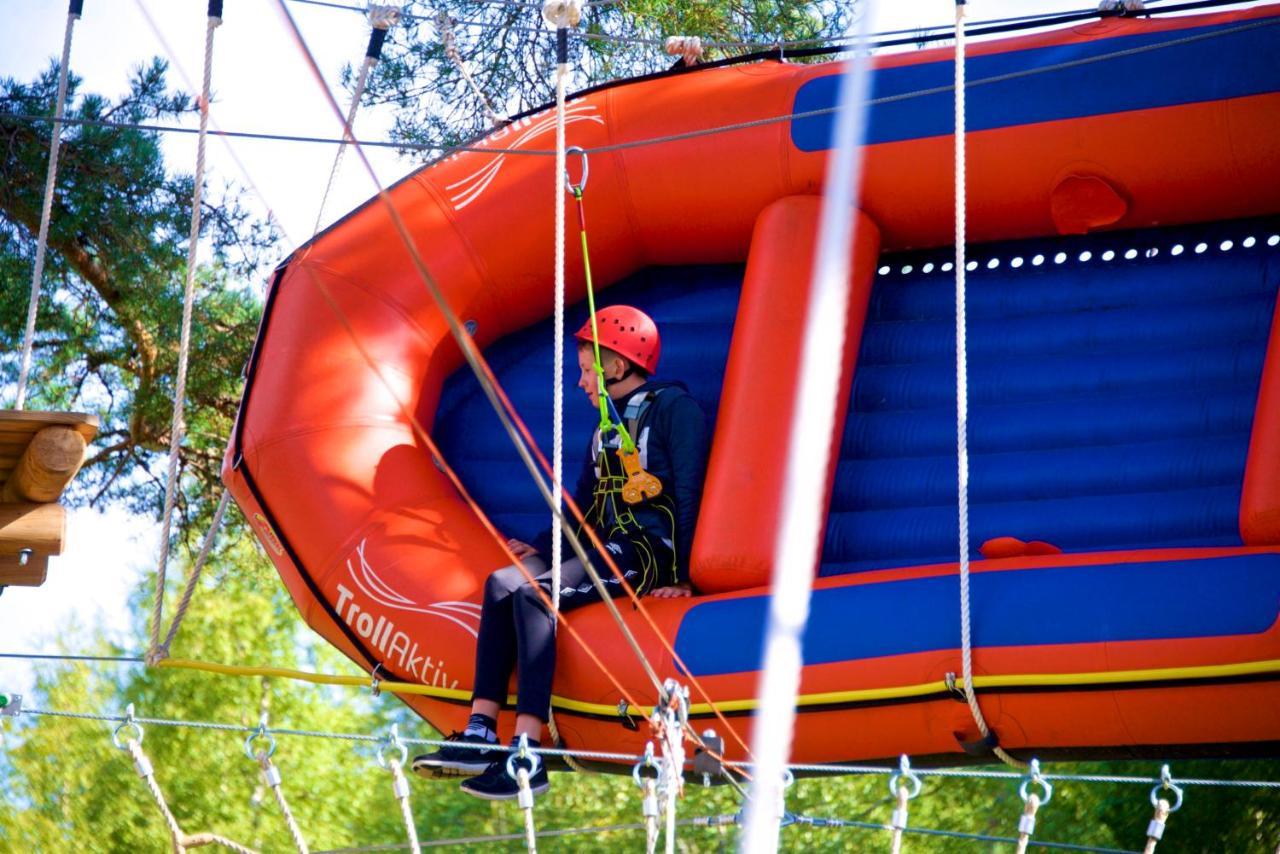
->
xmin=411 ymin=732 xmax=506 ymax=779
xmin=460 ymin=753 xmax=550 ymax=801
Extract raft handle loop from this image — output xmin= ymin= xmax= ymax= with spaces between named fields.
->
xmin=112 ymin=703 xmax=145 ymax=749
xmin=564 ymin=145 xmax=588 ymax=196
xmin=506 ymin=732 xmax=543 ymax=780
xmin=887 ymin=754 xmax=922 ymax=800
xmin=244 ymin=713 xmax=277 ymax=760
xmin=1150 ymin=765 xmax=1183 ymax=812
xmin=1019 ymin=758 xmax=1053 ymax=805
xmin=376 ymin=723 xmax=408 ymax=770
xmin=633 ymin=741 xmax=661 ymax=787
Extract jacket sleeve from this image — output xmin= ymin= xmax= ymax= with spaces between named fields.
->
xmin=657 ymin=392 xmax=709 ymax=584
xmin=530 ymin=437 xmax=597 ymax=557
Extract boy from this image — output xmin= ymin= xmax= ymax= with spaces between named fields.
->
xmin=412 ymin=305 xmax=708 ymax=799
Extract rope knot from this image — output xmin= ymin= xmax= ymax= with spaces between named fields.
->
xmin=541 ymin=0 xmax=582 ymax=29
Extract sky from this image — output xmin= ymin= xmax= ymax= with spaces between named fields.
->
xmin=0 ymin=0 xmax=1264 ymax=700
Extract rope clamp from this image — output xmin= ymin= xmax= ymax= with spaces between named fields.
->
xmin=506 ymin=733 xmax=543 ymax=781
xmin=616 ymin=700 xmax=639 ymax=730
xmin=0 ymin=693 xmax=22 ymax=717
xmin=887 ymin=754 xmax=923 ymax=800
xmin=376 ymin=723 xmax=408 ymax=770
xmin=244 ymin=715 xmax=277 ymax=761
xmin=112 ymin=703 xmax=145 ymax=750
xmin=564 ymin=145 xmax=589 ymax=196
xmin=1149 ymin=764 xmax=1184 ymax=812
xmin=632 ymin=741 xmax=661 ymax=787
xmin=370 ymin=662 xmax=384 ymax=697
xmin=1019 ymin=758 xmax=1053 ymax=805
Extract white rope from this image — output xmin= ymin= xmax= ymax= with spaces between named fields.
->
xmin=652 ymin=683 xmax=687 ymax=854
xmin=15 ymin=3 xmax=81 ymax=410
xmin=149 ymin=9 xmax=222 ymax=666
xmin=313 ymin=6 xmax=399 ymax=236
xmin=151 ymin=489 xmax=231 ymax=662
xmin=889 ymin=783 xmax=910 ymax=854
xmin=516 ymin=764 xmax=538 ymax=853
xmin=544 ymin=0 xmax=579 ymax=614
xmin=389 ymin=762 xmax=421 ymax=854
xmin=952 ymin=0 xmax=1026 ymax=772
xmin=641 ymin=775 xmax=660 ymax=854
xmin=256 ymin=754 xmax=310 ymax=854
xmin=739 ymin=2 xmax=873 ymax=849
xmin=438 ymin=12 xmax=507 ymax=127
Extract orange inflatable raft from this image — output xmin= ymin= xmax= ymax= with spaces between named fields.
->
xmin=225 ymin=4 xmax=1280 ymax=766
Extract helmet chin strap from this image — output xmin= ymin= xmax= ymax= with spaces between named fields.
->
xmin=604 ymin=366 xmax=636 ymax=387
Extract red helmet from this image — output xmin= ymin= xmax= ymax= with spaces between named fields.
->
xmin=574 ymin=305 xmax=661 ymax=374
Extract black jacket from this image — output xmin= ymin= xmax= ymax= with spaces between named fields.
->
xmin=532 ymin=380 xmax=708 ymax=584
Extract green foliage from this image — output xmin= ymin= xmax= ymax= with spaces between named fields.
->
xmin=361 ymin=0 xmax=856 ymax=153
xmin=0 ymin=58 xmax=278 ymax=531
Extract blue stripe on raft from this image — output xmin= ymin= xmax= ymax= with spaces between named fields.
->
xmin=792 ymin=19 xmax=1280 ymax=150
xmin=673 ymin=553 xmax=1280 ymax=676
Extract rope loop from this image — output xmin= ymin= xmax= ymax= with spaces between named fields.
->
xmin=887 ymin=754 xmax=923 ymax=800
xmin=1149 ymin=765 xmax=1184 ymax=812
xmin=244 ymin=715 xmax=277 ymax=761
xmin=376 ymin=723 xmax=408 ymax=770
xmin=367 ymin=2 xmax=402 ymax=30
xmin=112 ymin=704 xmax=145 ymax=750
xmin=541 ymin=0 xmax=582 ymax=29
xmin=664 ymin=36 xmax=704 ymax=65
xmin=1018 ymin=758 xmax=1053 ymax=805
xmin=564 ymin=145 xmax=589 ymax=195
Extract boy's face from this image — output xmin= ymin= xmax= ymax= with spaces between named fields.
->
xmin=577 ymin=346 xmax=602 ymax=408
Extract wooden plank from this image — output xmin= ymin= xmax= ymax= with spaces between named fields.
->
xmin=3 ymin=427 xmax=87 ymax=503
xmin=0 ymin=503 xmax=66 ymax=557
xmin=0 ymin=553 xmax=49 ymax=587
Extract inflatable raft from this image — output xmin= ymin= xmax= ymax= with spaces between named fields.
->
xmin=224 ymin=4 xmax=1280 ymax=766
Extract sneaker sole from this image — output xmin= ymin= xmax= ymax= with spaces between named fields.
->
xmin=411 ymin=759 xmax=494 ymax=779
xmin=460 ymin=779 xmax=551 ymax=801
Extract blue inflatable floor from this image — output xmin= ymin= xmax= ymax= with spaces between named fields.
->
xmin=433 ymin=218 xmax=1280 ymax=577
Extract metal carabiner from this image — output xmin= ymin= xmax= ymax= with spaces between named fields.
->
xmin=564 ymin=145 xmax=589 ymax=196
xmin=506 ymin=732 xmax=543 ymax=780
xmin=376 ymin=723 xmax=408 ymax=769
xmin=887 ymin=754 xmax=923 ymax=800
xmin=112 ymin=703 xmax=145 ymax=750
xmin=633 ymin=741 xmax=661 ymax=788
xmin=1149 ymin=764 xmax=1184 ymax=812
xmin=243 ymin=715 xmax=277 ymax=761
xmin=1018 ymin=758 xmax=1054 ymax=805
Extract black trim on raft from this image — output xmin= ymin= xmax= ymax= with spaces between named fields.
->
xmin=232 ymin=263 xmax=412 ymax=683
xmin=296 ymin=0 xmax=1256 ymax=258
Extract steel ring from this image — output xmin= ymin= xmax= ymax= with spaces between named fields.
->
xmin=633 ymin=759 xmax=661 ymax=788
xmin=243 ymin=726 xmax=277 ymax=761
xmin=112 ymin=719 xmax=144 ymax=750
xmin=564 ymin=146 xmax=589 ymax=194
xmin=1019 ymin=776 xmax=1054 ymax=805
xmin=376 ymin=739 xmax=408 ymax=770
xmin=506 ymin=750 xmax=542 ymax=781
xmin=888 ymin=770 xmax=923 ymax=800
xmin=1149 ymin=781 xmax=1184 ymax=812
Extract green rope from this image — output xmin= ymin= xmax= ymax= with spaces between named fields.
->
xmin=573 ymin=185 xmax=636 ymax=453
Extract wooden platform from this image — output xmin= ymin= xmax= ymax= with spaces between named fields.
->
xmin=0 ymin=410 xmax=98 ymax=588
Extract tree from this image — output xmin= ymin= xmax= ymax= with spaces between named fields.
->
xmin=0 ymin=58 xmax=276 ymax=531
xmin=359 ymin=0 xmax=857 ymax=154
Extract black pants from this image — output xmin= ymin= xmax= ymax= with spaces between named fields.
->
xmin=471 ymin=537 xmax=666 ymax=719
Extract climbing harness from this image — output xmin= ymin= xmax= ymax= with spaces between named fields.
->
xmin=15 ymin=0 xmax=83 ymax=410
xmin=888 ymin=755 xmax=923 ymax=854
xmin=1015 ymin=759 xmax=1052 ymax=854
xmin=508 ymin=733 xmax=542 ymax=853
xmin=376 ymin=724 xmax=420 ymax=854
